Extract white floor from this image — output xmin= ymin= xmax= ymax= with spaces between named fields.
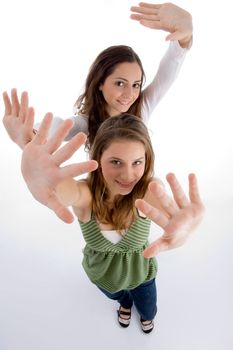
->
xmin=0 ymin=141 xmax=233 ymax=350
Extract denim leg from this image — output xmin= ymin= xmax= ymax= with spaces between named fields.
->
xmin=98 ymin=287 xmax=133 ymax=309
xmin=130 ymin=278 xmax=157 ymax=321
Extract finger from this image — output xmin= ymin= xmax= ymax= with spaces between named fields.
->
xmin=33 ymin=112 xmax=53 ymax=145
xmin=139 ymin=2 xmax=161 ymax=9
xmin=18 ymin=91 xmax=29 ymax=123
xmin=131 ymin=3 xmax=161 ymax=11
xmin=143 ymin=238 xmax=168 ymax=258
xmin=11 ymin=88 xmax=20 ymax=116
xmin=148 ymin=181 xmax=178 ymax=215
xmin=166 ymin=173 xmax=189 ymax=208
xmin=46 ymin=119 xmax=74 ymax=154
xmin=135 ymin=199 xmax=169 ymax=228
xmin=130 ymin=8 xmax=159 ymax=16
xmin=3 ymin=91 xmax=12 ymax=115
xmin=47 ymin=196 xmax=74 ymax=223
xmin=52 ymin=132 xmax=86 ymax=165
xmin=188 ymin=173 xmax=202 ymax=205
xmin=59 ymin=160 xmax=98 ymax=179
xmin=24 ymin=107 xmax=35 ymax=131
xmin=130 ymin=13 xmax=160 ymax=22
xmin=165 ymin=33 xmax=175 ymax=41
xmin=134 ymin=19 xmax=163 ymax=30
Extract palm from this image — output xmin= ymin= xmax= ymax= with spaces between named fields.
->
xmin=3 ymin=89 xmax=35 ymax=149
xmin=22 ymin=141 xmax=62 ymax=205
xmin=135 ymin=173 xmax=204 ymax=258
xmin=21 ymin=113 xmax=97 ymax=223
xmin=130 ymin=2 xmax=193 ymax=43
xmin=6 ymin=115 xmax=34 ymax=147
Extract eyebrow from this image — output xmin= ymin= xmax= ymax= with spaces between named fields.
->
xmin=114 ymin=77 xmax=142 ymax=83
xmin=109 ymin=156 xmax=145 ymax=161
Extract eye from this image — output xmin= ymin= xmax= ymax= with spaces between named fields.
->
xmin=111 ymin=160 xmax=121 ymax=166
xmin=115 ymin=81 xmax=125 ymax=87
xmin=133 ymin=160 xmax=143 ymax=166
xmin=133 ymin=83 xmax=141 ymax=89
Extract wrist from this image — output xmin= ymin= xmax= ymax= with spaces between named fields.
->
xmin=18 ymin=132 xmax=35 ymax=150
xmin=178 ymin=34 xmax=193 ymax=49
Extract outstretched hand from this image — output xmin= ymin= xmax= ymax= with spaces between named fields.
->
xmin=21 ymin=113 xmax=98 ymax=223
xmin=3 ymin=89 xmax=35 ymax=149
xmin=135 ymin=173 xmax=204 ymax=258
xmin=130 ymin=2 xmax=193 ymax=47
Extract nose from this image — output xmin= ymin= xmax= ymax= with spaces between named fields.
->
xmin=119 ymin=165 xmax=135 ymax=182
xmin=122 ymin=85 xmax=133 ymax=99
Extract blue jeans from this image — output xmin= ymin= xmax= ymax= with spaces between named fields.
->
xmin=98 ymin=278 xmax=157 ymax=321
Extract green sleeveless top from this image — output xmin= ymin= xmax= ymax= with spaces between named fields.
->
xmin=79 ymin=215 xmax=157 ymax=293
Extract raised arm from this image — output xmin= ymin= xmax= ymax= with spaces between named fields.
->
xmin=2 ymin=88 xmax=89 ymax=149
xmin=130 ymin=3 xmax=193 ymax=122
xmin=3 ymin=88 xmax=35 ymax=149
xmin=135 ymin=173 xmax=205 ymax=258
xmin=21 ymin=113 xmax=98 ymax=223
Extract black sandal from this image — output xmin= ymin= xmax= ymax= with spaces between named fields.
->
xmin=140 ymin=318 xmax=154 ymax=334
xmin=117 ymin=306 xmax=131 ymax=328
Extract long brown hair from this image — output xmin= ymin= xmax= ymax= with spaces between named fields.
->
xmin=74 ymin=45 xmax=146 ymax=148
xmin=87 ymin=114 xmax=154 ymax=232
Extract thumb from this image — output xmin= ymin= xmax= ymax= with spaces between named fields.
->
xmin=47 ymin=197 xmax=74 ymax=224
xmin=55 ymin=206 xmax=74 ymax=224
xmin=143 ymin=239 xmax=167 ymax=258
xmin=165 ymin=31 xmax=183 ymax=41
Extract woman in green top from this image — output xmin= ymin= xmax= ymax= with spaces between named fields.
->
xmin=21 ymin=113 xmax=204 ymax=334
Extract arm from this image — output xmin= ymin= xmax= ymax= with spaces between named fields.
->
xmin=2 ymin=89 xmax=35 ymax=149
xmin=135 ymin=173 xmax=205 ymax=258
xmin=21 ymin=112 xmax=98 ymax=223
xmin=130 ymin=3 xmax=193 ymax=122
xmin=35 ymin=114 xmax=89 ymax=142
xmin=2 ymin=89 xmax=89 ymax=149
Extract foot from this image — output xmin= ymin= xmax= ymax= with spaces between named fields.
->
xmin=140 ymin=319 xmax=154 ymax=334
xmin=117 ymin=306 xmax=131 ymax=328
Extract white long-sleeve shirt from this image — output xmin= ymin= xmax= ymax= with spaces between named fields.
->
xmin=45 ymin=41 xmax=189 ymax=140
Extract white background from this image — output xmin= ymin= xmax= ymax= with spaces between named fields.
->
xmin=0 ymin=1 xmax=233 ymax=349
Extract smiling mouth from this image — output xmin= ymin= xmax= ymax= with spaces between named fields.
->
xmin=115 ymin=180 xmax=135 ymax=188
xmin=117 ymin=100 xmax=132 ymax=107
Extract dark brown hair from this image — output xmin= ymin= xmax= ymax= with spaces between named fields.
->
xmin=74 ymin=45 xmax=146 ymax=148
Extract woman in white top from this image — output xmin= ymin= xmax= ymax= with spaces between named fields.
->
xmin=3 ymin=2 xmax=192 ymax=149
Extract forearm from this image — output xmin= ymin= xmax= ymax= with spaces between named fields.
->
xmin=142 ymin=41 xmax=188 ymax=121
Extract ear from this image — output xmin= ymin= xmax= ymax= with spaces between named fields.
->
xmin=99 ymin=85 xmax=102 ymax=91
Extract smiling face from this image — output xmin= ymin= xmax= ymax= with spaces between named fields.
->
xmin=99 ymin=62 xmax=142 ymax=116
xmin=100 ymin=140 xmax=146 ymax=199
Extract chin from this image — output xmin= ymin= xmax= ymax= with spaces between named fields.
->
xmin=115 ymin=105 xmax=131 ymax=114
xmin=121 ymin=106 xmax=131 ymax=113
xmin=118 ymin=188 xmax=133 ymax=196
